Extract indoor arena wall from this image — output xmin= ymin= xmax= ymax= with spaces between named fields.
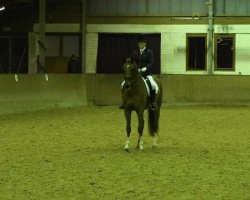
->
xmin=0 ymin=74 xmax=87 ymax=114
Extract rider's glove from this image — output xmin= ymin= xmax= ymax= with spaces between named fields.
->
xmin=141 ymin=67 xmax=147 ymax=72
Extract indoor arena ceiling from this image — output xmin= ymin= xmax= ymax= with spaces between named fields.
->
xmin=0 ymin=0 xmax=63 ymax=26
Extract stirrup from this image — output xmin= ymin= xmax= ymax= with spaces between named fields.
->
xmin=151 ymin=102 xmax=158 ymax=110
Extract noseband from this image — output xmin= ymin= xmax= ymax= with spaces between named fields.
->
xmin=124 ymin=77 xmax=134 ymax=90
xmin=123 ymin=63 xmax=137 ymax=90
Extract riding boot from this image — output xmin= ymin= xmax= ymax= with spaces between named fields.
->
xmin=150 ymin=89 xmax=158 ymax=110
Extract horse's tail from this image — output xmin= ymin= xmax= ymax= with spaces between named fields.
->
xmin=148 ymin=108 xmax=160 ymax=137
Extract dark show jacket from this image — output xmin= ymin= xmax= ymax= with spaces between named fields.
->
xmin=131 ymin=48 xmax=154 ymax=76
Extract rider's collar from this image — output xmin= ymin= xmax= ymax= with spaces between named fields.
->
xmin=140 ymin=47 xmax=146 ymax=54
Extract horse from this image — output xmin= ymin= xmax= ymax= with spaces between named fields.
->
xmin=121 ymin=57 xmax=162 ymax=151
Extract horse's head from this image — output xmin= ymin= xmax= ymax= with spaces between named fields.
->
xmin=122 ymin=58 xmax=138 ymax=90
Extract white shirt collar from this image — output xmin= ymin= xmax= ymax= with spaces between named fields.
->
xmin=140 ymin=47 xmax=146 ymax=54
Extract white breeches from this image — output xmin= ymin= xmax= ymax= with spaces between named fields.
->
xmin=146 ymin=75 xmax=157 ymax=91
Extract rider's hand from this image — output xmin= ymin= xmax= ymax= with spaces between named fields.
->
xmin=141 ymin=67 xmax=147 ymax=72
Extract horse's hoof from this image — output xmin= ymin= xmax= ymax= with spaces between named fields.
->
xmin=152 ymin=145 xmax=157 ymax=149
xmin=124 ymin=148 xmax=130 ymax=152
xmin=136 ymin=146 xmax=143 ymax=150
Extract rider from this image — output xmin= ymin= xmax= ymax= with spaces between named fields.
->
xmin=131 ymin=36 xmax=158 ymax=110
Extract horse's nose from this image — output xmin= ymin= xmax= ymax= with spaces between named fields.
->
xmin=124 ymin=82 xmax=131 ymax=90
xmin=125 ymin=85 xmax=131 ymax=89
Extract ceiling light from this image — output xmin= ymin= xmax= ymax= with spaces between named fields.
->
xmin=0 ymin=6 xmax=5 ymax=11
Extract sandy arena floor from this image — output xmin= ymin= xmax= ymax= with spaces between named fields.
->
xmin=0 ymin=106 xmax=249 ymax=200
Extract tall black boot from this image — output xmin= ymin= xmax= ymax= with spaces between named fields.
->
xmin=150 ymin=89 xmax=158 ymax=110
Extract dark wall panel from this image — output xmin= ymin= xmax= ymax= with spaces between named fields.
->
xmin=225 ymin=0 xmax=236 ymax=15
xmin=127 ymin=0 xmax=146 ymax=15
xmin=235 ymin=0 xmax=248 ymax=15
xmin=88 ymin=0 xmax=107 ymax=15
xmin=159 ymin=0 xmax=173 ymax=15
xmin=106 ymin=0 xmax=128 ymax=15
xmin=87 ymin=0 xmax=250 ymax=16
xmin=215 ymin=0 xmax=250 ymax=16
xmin=215 ymin=0 xmax=225 ymax=16
xmin=147 ymin=0 xmax=160 ymax=15
xmin=192 ymin=0 xmax=207 ymax=16
xmin=170 ymin=0 xmax=182 ymax=15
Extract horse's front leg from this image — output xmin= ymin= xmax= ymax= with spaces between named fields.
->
xmin=136 ymin=110 xmax=144 ymax=150
xmin=153 ymin=134 xmax=158 ymax=148
xmin=124 ymin=108 xmax=132 ymax=151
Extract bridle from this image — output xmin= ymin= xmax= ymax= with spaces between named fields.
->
xmin=123 ymin=63 xmax=137 ymax=90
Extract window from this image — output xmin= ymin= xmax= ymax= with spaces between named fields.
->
xmin=62 ymin=36 xmax=79 ymax=57
xmin=46 ymin=35 xmax=80 ymax=57
xmin=186 ymin=34 xmax=207 ymax=70
xmin=97 ymin=33 xmax=161 ymax=74
xmin=45 ymin=34 xmax=80 ymax=73
xmin=46 ymin=36 xmax=60 ymax=57
xmin=0 ymin=36 xmax=28 ymax=73
xmin=215 ymin=34 xmax=235 ymax=71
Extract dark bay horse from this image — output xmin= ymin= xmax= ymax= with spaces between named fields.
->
xmin=121 ymin=58 xmax=162 ymax=150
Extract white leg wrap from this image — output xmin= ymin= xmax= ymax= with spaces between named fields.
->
xmin=139 ymin=140 xmax=143 ymax=150
xmin=153 ymin=135 xmax=157 ymax=147
xmin=139 ymin=136 xmax=143 ymax=150
xmin=124 ymin=138 xmax=130 ymax=150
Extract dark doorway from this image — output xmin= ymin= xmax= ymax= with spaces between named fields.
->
xmin=12 ymin=37 xmax=28 ymax=73
xmin=186 ymin=34 xmax=207 ymax=70
xmin=0 ymin=36 xmax=28 ymax=73
xmin=97 ymin=33 xmax=161 ymax=74
xmin=0 ymin=38 xmax=9 ymax=73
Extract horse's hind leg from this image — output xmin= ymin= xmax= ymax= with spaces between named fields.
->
xmin=136 ymin=110 xmax=144 ymax=150
xmin=124 ymin=109 xmax=132 ymax=151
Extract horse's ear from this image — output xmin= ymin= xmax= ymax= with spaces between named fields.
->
xmin=126 ymin=57 xmax=132 ymax=64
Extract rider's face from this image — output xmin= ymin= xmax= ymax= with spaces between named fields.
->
xmin=138 ymin=42 xmax=146 ymax=49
